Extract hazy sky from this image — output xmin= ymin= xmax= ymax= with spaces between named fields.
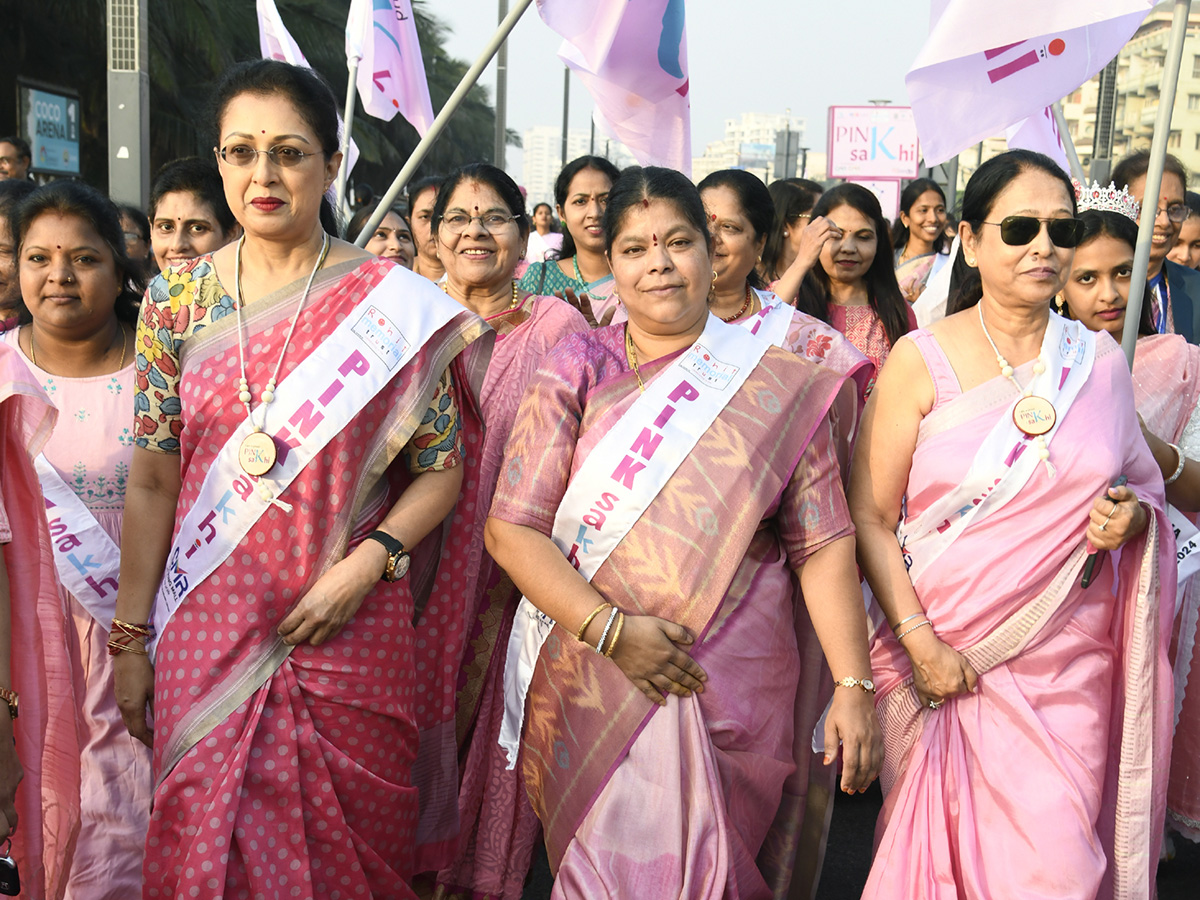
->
xmin=435 ymin=1 xmax=932 ymax=169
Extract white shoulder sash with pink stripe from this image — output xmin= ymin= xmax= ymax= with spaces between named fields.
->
xmin=499 ymin=314 xmax=769 ymax=766
xmin=740 ymin=290 xmax=794 ymax=348
xmin=898 ymin=314 xmax=1095 ymax=589
xmin=35 ymin=454 xmax=121 ymax=630
xmin=148 ymin=267 xmax=468 ymax=660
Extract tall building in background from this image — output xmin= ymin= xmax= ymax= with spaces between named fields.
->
xmin=692 ymin=112 xmax=807 ymax=184
xmin=520 ymin=125 xmax=636 ymax=209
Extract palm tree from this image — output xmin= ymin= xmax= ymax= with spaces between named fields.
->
xmin=1 ymin=0 xmax=514 ymax=196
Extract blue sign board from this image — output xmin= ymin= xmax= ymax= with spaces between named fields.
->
xmin=20 ymin=86 xmax=81 ymax=176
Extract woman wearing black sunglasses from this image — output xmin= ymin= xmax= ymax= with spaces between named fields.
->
xmin=849 ymin=149 xmax=1175 ymax=897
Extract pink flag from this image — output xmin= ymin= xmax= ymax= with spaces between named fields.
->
xmin=255 ymin=0 xmax=358 ymax=176
xmin=537 ymin=0 xmax=691 ymax=174
xmin=346 ymin=0 xmax=435 ymax=135
xmin=1005 ymin=107 xmax=1071 ymax=175
xmin=908 ymin=0 xmax=1154 ymax=165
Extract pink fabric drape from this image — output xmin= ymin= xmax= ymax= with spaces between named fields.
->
xmin=1130 ymin=334 xmax=1200 ymax=843
xmin=863 ymin=330 xmax=1173 ymax=900
xmin=141 ymin=259 xmax=486 ymax=898
xmin=489 ymin=325 xmax=854 ymax=898
xmin=0 ymin=343 xmax=80 ymax=900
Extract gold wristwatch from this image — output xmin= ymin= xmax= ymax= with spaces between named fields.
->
xmin=834 ymin=677 xmax=876 ymax=694
xmin=365 ymin=530 xmax=410 ymax=583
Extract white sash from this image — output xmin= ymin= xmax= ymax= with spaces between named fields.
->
xmin=899 ymin=315 xmax=1095 ymax=587
xmin=499 ymin=315 xmax=770 ymax=766
xmin=742 ymin=290 xmax=793 ymax=348
xmin=148 ymin=267 xmax=466 ymax=659
xmin=35 ymin=454 xmax=121 ymax=630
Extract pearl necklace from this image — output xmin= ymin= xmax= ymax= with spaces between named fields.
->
xmin=978 ymin=304 xmax=1057 ymax=473
xmin=232 ymin=231 xmax=330 ymax=478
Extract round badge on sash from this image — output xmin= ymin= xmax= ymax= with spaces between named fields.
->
xmin=238 ymin=431 xmax=277 ymax=476
xmin=1012 ymin=396 xmax=1056 ymax=436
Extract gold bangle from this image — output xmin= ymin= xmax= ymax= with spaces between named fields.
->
xmin=575 ymin=602 xmax=612 ymax=642
xmin=604 ymin=612 xmax=625 ymax=658
xmin=107 ymin=637 xmax=149 ymax=657
xmin=111 ymin=618 xmax=153 ymax=638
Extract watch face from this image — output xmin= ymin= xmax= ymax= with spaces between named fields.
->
xmin=386 ymin=552 xmax=411 ymax=582
xmin=863 ymin=679 xmax=875 ymax=692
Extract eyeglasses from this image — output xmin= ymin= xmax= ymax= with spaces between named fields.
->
xmin=439 ymin=212 xmax=518 ymax=235
xmin=217 ymin=145 xmax=316 ymax=168
xmin=1156 ymin=203 xmax=1191 ymax=223
xmin=981 ymin=216 xmax=1084 ymax=248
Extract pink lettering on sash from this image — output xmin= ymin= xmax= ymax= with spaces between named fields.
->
xmin=612 ymin=455 xmax=646 ymax=489
xmin=339 ymin=350 xmax=370 ymax=378
xmin=631 ymin=427 xmax=664 ymax=461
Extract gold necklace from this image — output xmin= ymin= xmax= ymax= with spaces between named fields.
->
xmin=625 ymin=326 xmax=645 ymax=393
xmin=29 ymin=322 xmax=127 ymax=371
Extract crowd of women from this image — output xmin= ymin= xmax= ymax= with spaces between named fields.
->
xmin=0 ymin=57 xmax=1196 ymax=900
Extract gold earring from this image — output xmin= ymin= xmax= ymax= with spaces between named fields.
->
xmin=711 ymin=270 xmax=718 ymax=285
xmin=967 ymin=257 xmax=976 ymax=266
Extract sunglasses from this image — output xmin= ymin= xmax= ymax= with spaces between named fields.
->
xmin=981 ymin=216 xmax=1084 ymax=248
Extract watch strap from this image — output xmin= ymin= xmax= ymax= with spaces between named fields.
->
xmin=364 ymin=530 xmax=404 ymax=555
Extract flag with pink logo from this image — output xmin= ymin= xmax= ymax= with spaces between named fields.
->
xmin=1005 ymin=107 xmax=1072 ymax=174
xmin=537 ymin=0 xmax=691 ymax=174
xmin=256 ymin=0 xmax=359 ymax=174
xmin=909 ymin=0 xmax=1154 ymax=165
xmin=345 ymin=0 xmax=435 ymax=135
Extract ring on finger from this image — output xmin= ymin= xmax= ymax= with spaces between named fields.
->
xmin=927 ymin=698 xmax=943 ymax=710
xmin=1100 ymin=505 xmax=1116 ymax=531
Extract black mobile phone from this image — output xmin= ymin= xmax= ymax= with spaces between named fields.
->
xmin=1081 ymin=475 xmax=1128 ymax=588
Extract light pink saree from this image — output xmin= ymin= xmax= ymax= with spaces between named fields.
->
xmin=863 ymin=330 xmax=1173 ymax=900
xmin=490 ymin=325 xmax=855 ymax=899
xmin=1131 ymin=333 xmax=1200 ymax=844
xmin=0 ymin=343 xmax=80 ymax=900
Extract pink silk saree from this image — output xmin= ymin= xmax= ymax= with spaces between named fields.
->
xmin=490 ymin=325 xmax=856 ymax=899
xmin=863 ymin=331 xmax=1173 ymax=900
xmin=0 ymin=343 xmax=80 ymax=900
xmin=141 ymin=258 xmax=487 ymax=899
xmin=1131 ymin=334 xmax=1200 ymax=843
xmin=404 ymin=296 xmax=588 ymax=889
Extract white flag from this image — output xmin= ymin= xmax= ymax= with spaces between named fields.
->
xmin=346 ymin=0 xmax=435 ymax=135
xmin=1005 ymin=107 xmax=1072 ymax=175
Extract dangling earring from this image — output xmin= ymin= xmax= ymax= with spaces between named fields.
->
xmin=1054 ymin=294 xmax=1067 ymax=317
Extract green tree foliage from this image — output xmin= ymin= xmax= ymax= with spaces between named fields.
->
xmin=1 ymin=0 xmax=515 ymax=197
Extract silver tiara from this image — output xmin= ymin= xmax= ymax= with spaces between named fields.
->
xmin=1073 ymin=179 xmax=1139 ymax=221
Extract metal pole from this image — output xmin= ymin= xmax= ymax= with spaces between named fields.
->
xmin=561 ymin=67 xmax=570 ymax=168
xmin=945 ymin=154 xmax=959 ymax=207
xmin=590 ymin=115 xmax=596 ymax=155
xmin=1124 ymin=0 xmax=1193 ymax=367
xmin=1050 ymin=101 xmax=1086 ymax=184
xmin=355 ymin=0 xmax=536 ymax=245
xmin=336 ymin=57 xmax=360 ymax=215
xmin=493 ymin=0 xmax=509 ymax=169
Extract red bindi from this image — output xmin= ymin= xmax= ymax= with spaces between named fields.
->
xmin=642 ymin=198 xmax=649 ymax=208
xmin=710 ymin=214 xmax=717 ymax=222
xmin=261 ymin=130 xmax=265 ymax=134
xmin=652 ymin=234 xmax=658 ymax=245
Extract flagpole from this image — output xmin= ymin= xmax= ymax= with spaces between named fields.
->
xmin=354 ymin=0 xmax=536 ymax=246
xmin=1050 ymin=101 xmax=1086 ymax=185
xmin=337 ymin=54 xmax=361 ymax=215
xmin=1123 ymin=0 xmax=1192 ymax=369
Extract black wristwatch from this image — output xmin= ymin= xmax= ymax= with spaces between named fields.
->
xmin=364 ymin=530 xmax=410 ymax=582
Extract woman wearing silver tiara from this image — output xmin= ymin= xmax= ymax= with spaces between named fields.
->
xmin=1059 ymin=177 xmax=1200 ymax=859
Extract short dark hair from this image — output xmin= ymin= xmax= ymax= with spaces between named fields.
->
xmin=0 ymin=136 xmax=31 ymax=162
xmin=1111 ymin=150 xmax=1189 ymax=196
xmin=348 ymin=202 xmax=410 ymax=245
xmin=947 ymin=149 xmax=1076 ymax=314
xmin=796 ymin=182 xmax=911 ymax=348
xmin=210 ymin=59 xmax=341 ymax=236
xmin=892 ymin=178 xmax=948 ymax=256
xmin=407 ymin=175 xmax=444 ymax=211
xmin=761 ymin=179 xmax=823 ymax=280
xmin=14 ymin=181 xmax=145 ymax=326
xmin=555 ymin=155 xmax=621 ymax=259
xmin=603 ymin=165 xmax=712 ymax=256
xmin=1185 ymin=190 xmax=1200 ymax=218
xmin=432 ymin=163 xmax=529 ymax=240
xmin=150 ymin=157 xmax=237 ymax=234
xmin=697 ymin=168 xmax=773 ymax=289
xmin=116 ymin=203 xmax=150 ymax=242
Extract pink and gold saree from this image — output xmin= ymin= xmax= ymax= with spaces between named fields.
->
xmin=863 ymin=329 xmax=1173 ymax=900
xmin=490 ymin=324 xmax=856 ymax=899
xmin=137 ymin=257 xmax=487 ymax=898
xmin=0 ymin=343 xmax=79 ymax=900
